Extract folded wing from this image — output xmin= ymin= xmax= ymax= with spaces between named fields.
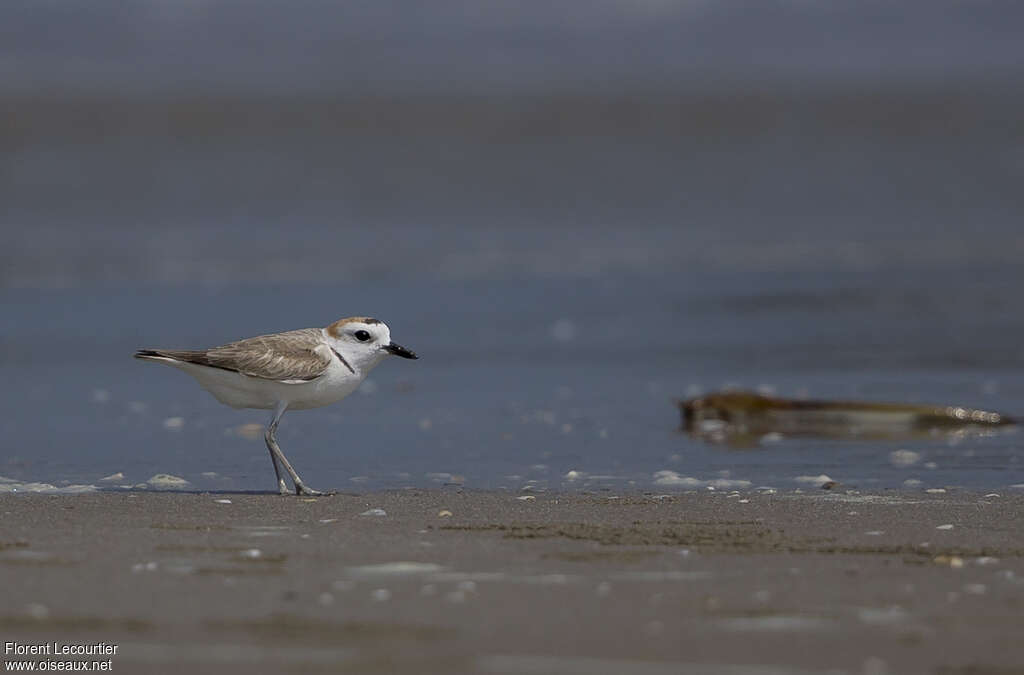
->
xmin=137 ymin=328 xmax=332 ymax=382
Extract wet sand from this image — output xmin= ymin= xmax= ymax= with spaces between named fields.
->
xmin=1 ymin=489 xmax=1023 ymax=674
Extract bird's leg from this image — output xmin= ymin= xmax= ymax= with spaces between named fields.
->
xmin=265 ymin=404 xmax=291 ymax=495
xmin=265 ymin=402 xmax=334 ymax=497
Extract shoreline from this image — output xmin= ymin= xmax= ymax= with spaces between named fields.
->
xmin=3 ymin=470 xmax=1024 ymax=497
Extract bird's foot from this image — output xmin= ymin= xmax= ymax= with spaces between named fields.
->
xmin=277 ymin=479 xmax=291 ymax=496
xmin=295 ymin=484 xmax=335 ymax=497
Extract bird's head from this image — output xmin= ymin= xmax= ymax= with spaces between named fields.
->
xmin=325 ymin=317 xmax=418 ymax=373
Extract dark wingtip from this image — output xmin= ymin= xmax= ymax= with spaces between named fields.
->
xmin=134 ymin=349 xmax=161 ymax=360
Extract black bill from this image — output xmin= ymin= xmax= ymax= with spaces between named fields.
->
xmin=384 ymin=342 xmax=418 ymax=359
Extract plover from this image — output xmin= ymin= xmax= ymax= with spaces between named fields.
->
xmin=135 ymin=317 xmax=418 ymax=495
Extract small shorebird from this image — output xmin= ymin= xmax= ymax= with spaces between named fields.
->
xmin=135 ymin=317 xmax=418 ymax=496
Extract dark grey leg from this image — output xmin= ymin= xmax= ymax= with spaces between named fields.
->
xmin=264 ymin=402 xmax=334 ymax=496
xmin=265 ymin=403 xmax=291 ymax=495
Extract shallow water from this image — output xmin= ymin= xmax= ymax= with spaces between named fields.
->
xmin=2 ymin=264 xmax=1023 ymax=493
xmin=3 ymin=2 xmax=1024 ymax=492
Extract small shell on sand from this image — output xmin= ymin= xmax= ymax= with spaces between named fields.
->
xmin=0 ymin=480 xmax=97 ymax=494
xmin=934 ymin=555 xmax=965 ymax=568
xmin=794 ymin=475 xmax=834 ymax=487
xmin=347 ymin=562 xmax=445 ymax=577
xmin=147 ymin=474 xmax=189 ymax=489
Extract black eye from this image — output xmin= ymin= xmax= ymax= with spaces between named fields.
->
xmin=354 ymin=330 xmax=371 ymax=342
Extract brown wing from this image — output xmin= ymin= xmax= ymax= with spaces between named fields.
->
xmin=139 ymin=328 xmax=332 ymax=382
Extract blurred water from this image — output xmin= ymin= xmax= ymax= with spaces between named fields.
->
xmin=2 ymin=1 xmax=1024 ymax=492
xmin=2 ymin=266 xmax=1023 ymax=492
xmin=2 ymin=0 xmax=1023 ymax=93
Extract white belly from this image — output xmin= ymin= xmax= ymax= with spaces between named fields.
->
xmin=166 ymin=359 xmax=364 ymax=410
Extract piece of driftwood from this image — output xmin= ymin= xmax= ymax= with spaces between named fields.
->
xmin=679 ymin=390 xmax=1015 ymax=445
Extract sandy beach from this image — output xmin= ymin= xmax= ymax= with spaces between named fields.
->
xmin=1 ymin=489 xmax=1022 ymax=674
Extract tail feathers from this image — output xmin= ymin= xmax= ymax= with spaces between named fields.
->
xmin=134 ymin=349 xmax=226 ymax=372
xmin=135 ymin=349 xmax=194 ymax=362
